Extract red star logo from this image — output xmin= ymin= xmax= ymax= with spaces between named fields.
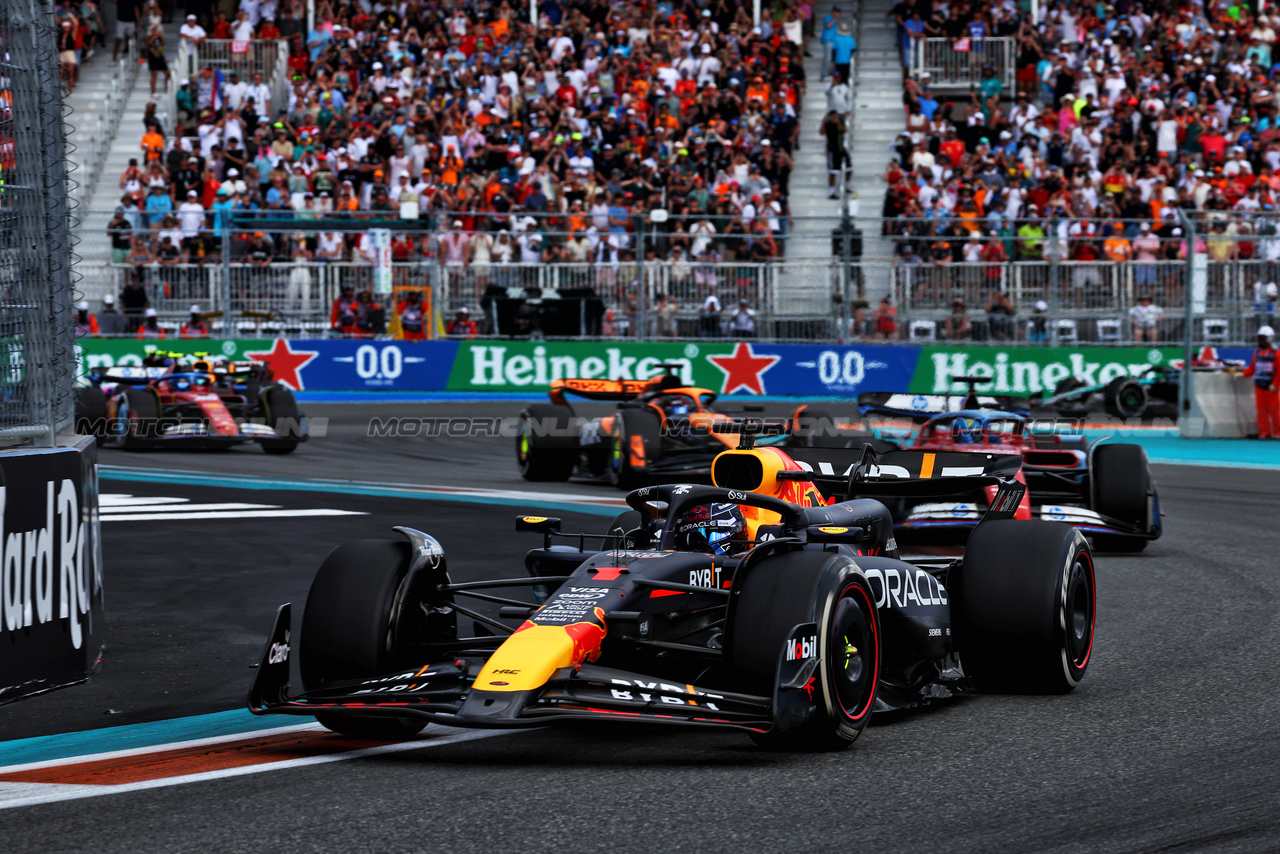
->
xmin=245 ymin=339 xmax=319 ymax=391
xmin=706 ymin=343 xmax=781 ymax=396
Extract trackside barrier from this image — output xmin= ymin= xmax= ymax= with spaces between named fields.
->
xmin=1182 ymin=373 xmax=1258 ymax=438
xmin=0 ymin=438 xmax=105 ymax=704
xmin=75 ymin=339 xmax=1258 ymax=401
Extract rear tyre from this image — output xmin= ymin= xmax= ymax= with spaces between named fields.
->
xmin=301 ymin=538 xmax=453 ymax=738
xmin=954 ymin=520 xmax=1095 ymax=693
xmin=120 ymin=388 xmax=160 ymax=449
xmin=1103 ymin=377 xmax=1148 ymax=419
xmin=728 ymin=550 xmax=879 ymax=751
xmin=1090 ymin=443 xmax=1152 ymax=552
xmin=517 ymin=404 xmax=578 ymax=481
xmin=75 ymin=387 xmax=108 ymax=445
xmin=260 ymin=385 xmax=301 ymax=454
xmin=607 ymin=409 xmax=662 ymax=490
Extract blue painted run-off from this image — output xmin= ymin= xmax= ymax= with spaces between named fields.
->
xmin=0 ymin=709 xmax=305 ymax=768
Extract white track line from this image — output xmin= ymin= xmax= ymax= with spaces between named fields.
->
xmin=99 ymin=503 xmax=278 ymax=514
xmin=0 ymin=728 xmax=511 ymax=811
xmin=100 ymin=509 xmax=366 ymax=522
xmin=99 ymin=495 xmax=190 ymax=506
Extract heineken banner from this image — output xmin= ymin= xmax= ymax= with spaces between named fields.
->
xmin=75 ymin=338 xmax=1233 ymax=397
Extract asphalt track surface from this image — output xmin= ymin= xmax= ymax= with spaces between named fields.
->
xmin=2 ymin=402 xmax=1279 ymax=852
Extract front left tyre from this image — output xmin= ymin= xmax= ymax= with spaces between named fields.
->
xmin=300 ymin=538 xmax=454 ymax=738
xmin=728 ymin=550 xmax=880 ymax=751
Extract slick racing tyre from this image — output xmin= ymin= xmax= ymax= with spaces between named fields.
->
xmin=1090 ymin=443 xmax=1152 ymax=553
xmin=119 ymin=388 xmax=160 ymax=449
xmin=1053 ymin=377 xmax=1089 ymax=417
xmin=259 ymin=385 xmax=302 ymax=454
xmin=517 ymin=403 xmax=578 ymax=481
xmin=953 ymin=520 xmax=1095 ymax=693
xmin=1104 ymin=377 xmax=1148 ymax=419
xmin=607 ymin=409 xmax=661 ymax=490
xmin=75 ymin=387 xmax=108 ymax=446
xmin=301 ymin=538 xmax=455 ymax=738
xmin=728 ymin=551 xmax=879 ymax=751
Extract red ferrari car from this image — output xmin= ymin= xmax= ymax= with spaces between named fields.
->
xmin=76 ymin=351 xmax=308 ymax=453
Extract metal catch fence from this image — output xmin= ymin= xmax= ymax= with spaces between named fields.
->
xmin=0 ymin=0 xmax=77 ymax=445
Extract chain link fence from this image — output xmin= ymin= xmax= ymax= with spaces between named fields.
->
xmin=0 ymin=0 xmax=77 ymax=446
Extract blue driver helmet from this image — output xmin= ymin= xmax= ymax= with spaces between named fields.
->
xmin=950 ymin=416 xmax=982 ymax=444
xmin=674 ymin=502 xmax=748 ymax=556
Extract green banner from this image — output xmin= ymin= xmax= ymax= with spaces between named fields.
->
xmin=76 ymin=339 xmax=272 ymax=375
xmin=909 ymin=346 xmax=1183 ymax=395
xmin=446 ymin=340 xmax=730 ymax=391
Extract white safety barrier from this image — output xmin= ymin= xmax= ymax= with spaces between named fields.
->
xmin=1182 ymin=372 xmax=1258 ymax=438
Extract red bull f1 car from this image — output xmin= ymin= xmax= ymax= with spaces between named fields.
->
xmin=75 ymin=351 xmax=308 ymax=453
xmin=857 ymin=377 xmax=1161 ymax=551
xmin=516 ymin=364 xmax=884 ymax=488
xmin=249 ymin=429 xmax=1096 ymax=751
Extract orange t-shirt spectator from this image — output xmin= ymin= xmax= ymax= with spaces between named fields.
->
xmin=141 ymin=127 xmax=165 ymax=163
xmin=446 ymin=308 xmax=478 ymax=337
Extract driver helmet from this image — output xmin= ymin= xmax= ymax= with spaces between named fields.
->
xmin=660 ymin=394 xmax=690 ymax=416
xmin=674 ymin=502 xmax=748 ymax=556
xmin=170 ymin=375 xmax=192 ymax=391
xmin=950 ymin=416 xmax=982 ymax=444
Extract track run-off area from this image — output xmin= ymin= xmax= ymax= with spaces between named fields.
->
xmin=0 ymin=401 xmax=1277 ymax=852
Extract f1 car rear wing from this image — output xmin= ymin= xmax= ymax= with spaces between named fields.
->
xmin=779 ymin=445 xmax=1026 ymax=521
xmin=92 ymin=366 xmax=171 ymax=385
xmin=548 ymin=364 xmax=687 ymax=404
xmin=857 ymin=392 xmax=1032 ymax=422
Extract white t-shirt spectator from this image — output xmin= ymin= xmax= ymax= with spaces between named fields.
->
xmin=178 ymin=200 xmax=205 ymax=237
xmin=224 ymin=78 xmax=249 ymax=110
xmin=197 ymin=121 xmax=222 ymax=158
xmin=179 ymin=21 xmax=206 ymax=46
xmin=231 ymin=18 xmax=254 ymax=41
xmin=731 ymin=306 xmax=756 ymax=332
xmin=246 ymin=83 xmax=271 ymax=119
xmin=1128 ymin=301 xmax=1163 ymax=328
xmin=316 ymin=232 xmax=344 ymax=260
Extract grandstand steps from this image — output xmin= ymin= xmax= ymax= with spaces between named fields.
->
xmin=75 ymin=22 xmax=182 ymax=272
xmin=848 ymin=0 xmax=904 ymax=298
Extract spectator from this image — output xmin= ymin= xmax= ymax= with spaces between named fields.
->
xmin=180 ymin=305 xmax=209 ymax=338
xmin=331 ymin=285 xmax=358 ymax=334
xmin=699 ymin=285 xmax=722 ymax=337
xmin=655 ymin=292 xmax=678 ymax=338
xmin=145 ymin=24 xmax=170 ymax=97
xmin=872 ymin=295 xmax=898 ymax=339
xmin=820 ymin=5 xmax=841 ymax=80
xmin=179 ymin=14 xmax=206 ymax=50
xmin=112 ymin=0 xmax=138 ymax=61
xmin=944 ymin=299 xmax=971 ymax=341
xmin=986 ymin=290 xmax=1015 ymax=341
xmin=99 ymin=294 xmax=127 ymax=336
xmin=74 ymin=300 xmax=99 ymax=336
xmin=1027 ymin=300 xmax=1048 ymax=344
xmin=136 ymin=307 xmax=166 ymax=339
xmin=446 ymin=307 xmax=478 ymax=338
xmin=1129 ymin=295 xmax=1164 ymax=343
xmin=730 ymin=299 xmax=757 ymax=338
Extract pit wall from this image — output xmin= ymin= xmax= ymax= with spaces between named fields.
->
xmin=76 ymin=339 xmax=1254 ymax=398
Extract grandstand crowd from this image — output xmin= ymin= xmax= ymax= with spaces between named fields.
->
xmin=887 ymin=0 xmax=1280 ymax=261
xmin=108 ymin=0 xmax=816 ymax=282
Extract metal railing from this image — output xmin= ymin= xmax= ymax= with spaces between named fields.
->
xmin=172 ymin=38 xmax=288 ymax=124
xmin=907 ymin=37 xmax=1015 ymax=92
xmin=68 ymin=39 xmax=140 ymax=213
